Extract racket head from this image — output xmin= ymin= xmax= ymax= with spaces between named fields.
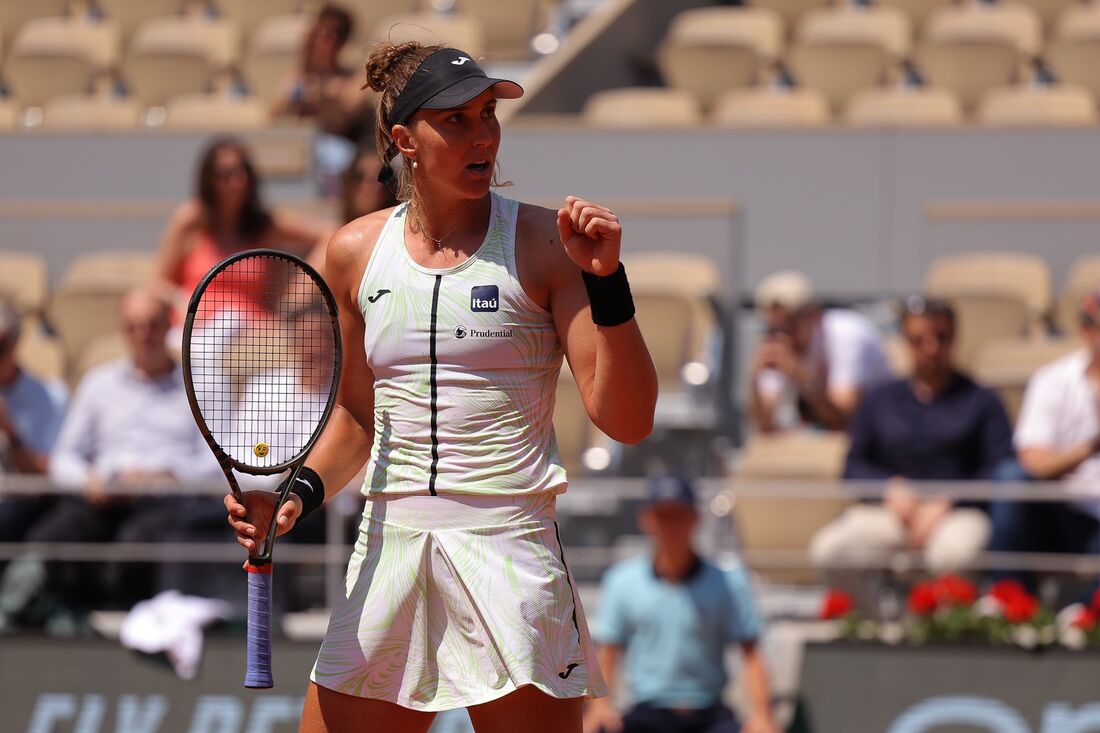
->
xmin=182 ymin=249 xmax=342 ymax=477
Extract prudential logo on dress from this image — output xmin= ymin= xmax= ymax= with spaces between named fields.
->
xmin=470 ymin=285 xmax=499 ymax=312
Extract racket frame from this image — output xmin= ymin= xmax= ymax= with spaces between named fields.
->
xmin=181 ymin=248 xmax=342 ymax=688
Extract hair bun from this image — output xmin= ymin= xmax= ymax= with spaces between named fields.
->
xmin=364 ymin=41 xmax=424 ymax=93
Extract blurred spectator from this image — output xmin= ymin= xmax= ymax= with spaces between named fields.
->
xmin=584 ymin=476 xmax=779 ymax=733
xmin=0 ymin=289 xmax=219 ymax=629
xmin=0 ymin=299 xmax=63 ymax=476
xmin=989 ymin=289 xmax=1100 ymax=588
xmin=750 ymin=270 xmax=890 ymax=433
xmin=271 ymin=4 xmax=364 ymax=137
xmin=0 ymin=299 xmax=66 ymax=578
xmin=156 ymin=136 xmax=331 ymax=316
xmin=340 ymin=145 xmax=398 ymax=224
xmin=809 ymin=297 xmax=1014 ymax=574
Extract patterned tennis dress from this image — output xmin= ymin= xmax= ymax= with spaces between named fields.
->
xmin=310 ymin=191 xmax=606 ymax=710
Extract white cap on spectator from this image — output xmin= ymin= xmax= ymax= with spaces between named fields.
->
xmin=754 ymin=270 xmax=815 ymax=312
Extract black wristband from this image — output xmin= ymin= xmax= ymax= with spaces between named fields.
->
xmin=289 ymin=466 xmax=325 ymax=523
xmin=582 ymin=263 xmax=635 ymax=327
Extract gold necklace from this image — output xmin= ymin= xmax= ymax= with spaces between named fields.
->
xmin=413 ymin=208 xmax=452 ymax=250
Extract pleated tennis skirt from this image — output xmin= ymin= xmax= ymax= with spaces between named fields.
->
xmin=310 ymin=492 xmax=607 ymax=711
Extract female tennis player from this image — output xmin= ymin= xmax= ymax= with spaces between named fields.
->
xmin=225 ymin=40 xmax=658 ymax=733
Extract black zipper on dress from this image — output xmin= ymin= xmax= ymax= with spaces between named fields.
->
xmin=428 ymin=274 xmax=442 ymax=496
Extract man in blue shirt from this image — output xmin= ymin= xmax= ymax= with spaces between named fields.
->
xmin=810 ymin=297 xmax=1014 ymax=574
xmin=583 ymin=476 xmax=779 ymax=733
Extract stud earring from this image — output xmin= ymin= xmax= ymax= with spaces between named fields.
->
xmin=412 ymin=160 xmax=418 ymax=169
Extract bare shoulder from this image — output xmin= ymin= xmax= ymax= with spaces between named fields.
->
xmin=515 ymin=201 xmax=575 ymax=281
xmin=324 ymin=207 xmax=396 ymax=296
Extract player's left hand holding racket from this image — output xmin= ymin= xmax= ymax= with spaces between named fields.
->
xmin=182 ymin=249 xmax=341 ymax=688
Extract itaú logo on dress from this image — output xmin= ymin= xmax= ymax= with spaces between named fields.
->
xmin=470 ymin=285 xmax=499 ymax=312
xmin=887 ymin=696 xmax=1100 ymax=732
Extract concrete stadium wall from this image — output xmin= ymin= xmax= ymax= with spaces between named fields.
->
xmin=2 ymin=126 xmax=1099 ymax=301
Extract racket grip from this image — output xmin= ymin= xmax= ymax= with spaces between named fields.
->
xmin=244 ymin=562 xmax=274 ymax=688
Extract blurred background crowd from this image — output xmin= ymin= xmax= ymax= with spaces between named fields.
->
xmin=1 ymin=0 xmax=1100 ymax=730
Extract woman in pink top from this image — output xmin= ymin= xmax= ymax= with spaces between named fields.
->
xmin=156 ymin=137 xmax=331 ymax=318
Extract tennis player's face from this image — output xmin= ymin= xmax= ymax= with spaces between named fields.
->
xmin=411 ymin=90 xmax=500 ymax=199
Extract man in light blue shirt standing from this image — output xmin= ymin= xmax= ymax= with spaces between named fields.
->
xmin=583 ymin=476 xmax=780 ymax=733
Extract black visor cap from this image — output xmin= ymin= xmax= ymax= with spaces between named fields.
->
xmin=387 ymin=48 xmax=523 ymax=127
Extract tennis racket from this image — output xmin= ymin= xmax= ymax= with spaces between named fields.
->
xmin=182 ymin=249 xmax=342 ymax=688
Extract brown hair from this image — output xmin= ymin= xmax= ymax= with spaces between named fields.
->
xmin=363 ymin=41 xmax=508 ymax=220
xmin=196 ymin=136 xmax=271 ymax=242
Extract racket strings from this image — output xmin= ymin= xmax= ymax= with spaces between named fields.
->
xmin=188 ymin=254 xmax=338 ymax=470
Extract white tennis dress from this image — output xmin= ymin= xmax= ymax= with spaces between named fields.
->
xmin=310 ymin=192 xmax=606 ymax=710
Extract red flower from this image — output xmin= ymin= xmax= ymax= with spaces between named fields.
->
xmin=1073 ymin=608 xmax=1098 ymax=631
xmin=1090 ymin=588 xmax=1100 ymax=613
xmin=989 ymin=579 xmax=1029 ymax=605
xmin=820 ymin=590 xmax=854 ymax=620
xmin=1002 ymin=593 xmax=1039 ymax=624
xmin=935 ymin=574 xmax=977 ymax=607
xmin=908 ymin=582 xmax=939 ymax=616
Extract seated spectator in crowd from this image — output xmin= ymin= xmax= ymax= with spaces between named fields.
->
xmin=0 ymin=289 xmax=219 ymax=629
xmin=270 ymin=4 xmax=360 ymax=131
xmin=584 ymin=476 xmax=779 ymax=733
xmin=0 ymin=299 xmax=63 ymax=475
xmin=340 ymin=145 xmax=399 ymax=225
xmin=810 ymin=297 xmax=1014 ymax=575
xmin=989 ymin=289 xmax=1100 ymax=588
xmin=750 ymin=270 xmax=891 ymax=433
xmin=0 ymin=299 xmax=66 ymax=574
xmin=156 ymin=136 xmax=330 ymax=319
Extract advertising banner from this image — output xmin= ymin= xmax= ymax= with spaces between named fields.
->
xmin=798 ymin=642 xmax=1100 ymax=733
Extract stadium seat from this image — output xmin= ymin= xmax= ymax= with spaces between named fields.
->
xmin=622 ymin=253 xmax=722 ymax=384
xmin=1014 ymin=0 xmax=1080 ymax=35
xmin=123 ymin=15 xmax=241 ymax=106
xmin=1048 ymin=5 xmax=1100 ymax=101
xmin=876 ymin=0 xmax=954 ymax=33
xmin=343 ymin=0 xmax=421 ymax=45
xmin=0 ymin=0 xmax=74 ymax=48
xmin=1056 ymin=255 xmax=1100 ymax=334
xmin=711 ymin=86 xmax=830 ymax=127
xmin=214 ymin=0 xmax=303 ymax=38
xmin=370 ymin=12 xmax=485 ymax=59
xmin=657 ymin=7 xmax=784 ymax=110
xmin=845 ymin=85 xmax=963 ymax=126
xmin=731 ymin=431 xmax=853 ymax=583
xmin=788 ymin=5 xmax=912 ymax=112
xmin=163 ymin=93 xmax=269 ymax=130
xmin=923 ymin=251 xmax=1053 ymax=323
xmin=242 ymin=13 xmax=310 ymax=103
xmin=47 ymin=251 xmax=155 ymax=369
xmin=971 ymin=336 xmax=1080 ymax=424
xmin=977 ymin=84 xmax=1097 ymax=126
xmin=40 ymin=93 xmax=142 ymax=130
xmin=0 ymin=251 xmax=48 ymax=315
xmin=453 ymin=0 xmax=556 ymax=60
xmin=633 ymin=291 xmax=701 ymax=391
xmin=5 ymin=17 xmax=121 ymax=107
xmin=93 ymin=0 xmax=194 ymax=40
xmin=747 ymin=0 xmax=831 ymax=32
xmin=581 ymin=87 xmax=703 ymax=127
xmin=17 ymin=317 xmax=66 ymax=384
xmin=916 ymin=3 xmax=1041 ymax=112
xmin=70 ymin=331 xmax=128 ymax=387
